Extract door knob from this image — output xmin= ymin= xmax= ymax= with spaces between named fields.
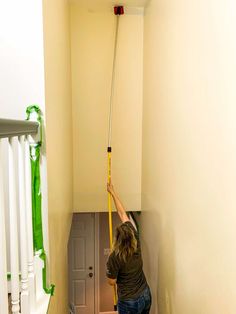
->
xmin=89 ymin=273 xmax=93 ymax=278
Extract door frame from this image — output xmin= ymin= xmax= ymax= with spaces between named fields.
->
xmin=95 ymin=212 xmax=100 ymax=314
xmin=68 ymin=212 xmax=98 ymax=314
xmin=69 ymin=212 xmax=114 ymax=314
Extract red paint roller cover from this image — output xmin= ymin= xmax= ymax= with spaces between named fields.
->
xmin=114 ymin=6 xmax=124 ymax=15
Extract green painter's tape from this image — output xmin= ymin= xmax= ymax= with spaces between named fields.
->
xmin=27 ymin=105 xmax=55 ymax=296
xmin=40 ymin=250 xmax=55 ymax=295
xmin=26 ymin=104 xmax=42 ymax=143
xmin=30 ymin=144 xmax=44 ymax=251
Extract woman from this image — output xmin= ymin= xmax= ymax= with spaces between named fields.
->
xmin=106 ymin=182 xmax=152 ymax=314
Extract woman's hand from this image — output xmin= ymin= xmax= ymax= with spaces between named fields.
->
xmin=107 ymin=182 xmax=115 ymax=196
xmin=107 ymin=181 xmax=129 ymax=223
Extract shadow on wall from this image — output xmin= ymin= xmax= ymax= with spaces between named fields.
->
xmin=137 ymin=201 xmax=176 ymax=314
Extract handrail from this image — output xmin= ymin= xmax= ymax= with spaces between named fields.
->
xmin=1 ymin=105 xmax=54 ymax=312
xmin=0 ymin=118 xmax=39 ymax=138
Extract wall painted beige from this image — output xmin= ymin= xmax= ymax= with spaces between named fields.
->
xmin=141 ymin=0 xmax=236 ymax=313
xmin=70 ymin=5 xmax=143 ymax=212
xmin=43 ymin=0 xmax=73 ymax=313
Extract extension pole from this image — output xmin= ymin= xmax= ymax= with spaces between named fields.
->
xmin=107 ymin=5 xmax=124 ymax=311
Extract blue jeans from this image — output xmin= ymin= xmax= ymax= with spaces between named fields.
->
xmin=118 ymin=286 xmax=152 ymax=314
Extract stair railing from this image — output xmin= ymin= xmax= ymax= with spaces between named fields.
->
xmin=0 ymin=106 xmax=53 ymax=314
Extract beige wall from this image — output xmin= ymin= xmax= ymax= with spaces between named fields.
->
xmin=141 ymin=0 xmax=236 ymax=313
xmin=43 ymin=0 xmax=73 ymax=313
xmin=70 ymin=5 xmax=143 ymax=212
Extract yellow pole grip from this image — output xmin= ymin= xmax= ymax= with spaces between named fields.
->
xmin=108 ymin=152 xmax=113 ymax=249
xmin=107 ymin=151 xmax=118 ymax=308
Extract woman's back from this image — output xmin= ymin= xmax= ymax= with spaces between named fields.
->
xmin=107 ymin=221 xmax=147 ymax=300
xmin=106 ymin=182 xmax=151 ymax=313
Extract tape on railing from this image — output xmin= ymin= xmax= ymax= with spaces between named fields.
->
xmin=27 ymin=105 xmax=55 ymax=296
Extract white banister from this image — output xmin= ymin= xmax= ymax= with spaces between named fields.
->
xmin=25 ymin=136 xmax=35 ymax=311
xmin=18 ymin=135 xmax=30 ymax=313
xmin=0 ymin=139 xmax=9 ymax=314
xmin=0 ymin=114 xmax=51 ymax=314
xmin=8 ymin=137 xmax=20 ymax=314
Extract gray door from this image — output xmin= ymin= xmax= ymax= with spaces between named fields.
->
xmin=68 ymin=213 xmax=95 ymax=314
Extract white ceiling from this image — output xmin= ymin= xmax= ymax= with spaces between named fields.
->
xmin=70 ymin=0 xmax=148 ymax=10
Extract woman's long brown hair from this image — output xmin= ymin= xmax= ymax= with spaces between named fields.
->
xmin=112 ymin=223 xmax=137 ymax=262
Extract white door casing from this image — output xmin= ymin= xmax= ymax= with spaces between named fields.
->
xmin=68 ymin=213 xmax=95 ymax=314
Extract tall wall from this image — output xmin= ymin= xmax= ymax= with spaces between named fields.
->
xmin=141 ymin=0 xmax=236 ymax=313
xmin=70 ymin=5 xmax=143 ymax=212
xmin=42 ymin=0 xmax=73 ymax=313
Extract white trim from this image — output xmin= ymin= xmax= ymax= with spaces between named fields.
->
xmin=18 ymin=136 xmax=30 ymax=313
xmin=8 ymin=137 xmax=20 ymax=314
xmin=95 ymin=213 xmax=100 ymax=314
xmin=0 ymin=139 xmax=8 ymax=314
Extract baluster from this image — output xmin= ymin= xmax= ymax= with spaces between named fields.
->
xmin=0 ymin=139 xmax=9 ymax=314
xmin=24 ymin=137 xmax=35 ymax=310
xmin=8 ymin=137 xmax=20 ymax=314
xmin=18 ymin=135 xmax=30 ymax=313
